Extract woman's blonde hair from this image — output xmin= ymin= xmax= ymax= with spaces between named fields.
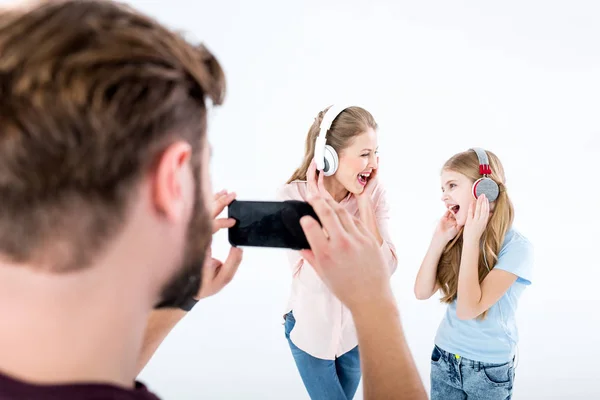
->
xmin=437 ymin=149 xmax=514 ymax=319
xmin=287 ymin=106 xmax=377 ymax=183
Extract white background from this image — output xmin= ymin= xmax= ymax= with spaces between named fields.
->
xmin=133 ymin=1 xmax=599 ymax=399
xmin=13 ymin=0 xmax=599 ymax=398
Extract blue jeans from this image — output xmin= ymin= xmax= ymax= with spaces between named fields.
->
xmin=430 ymin=344 xmax=515 ymax=400
xmin=284 ymin=311 xmax=361 ymax=400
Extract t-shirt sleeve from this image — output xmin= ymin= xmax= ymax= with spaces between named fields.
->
xmin=494 ymin=235 xmax=534 ymax=285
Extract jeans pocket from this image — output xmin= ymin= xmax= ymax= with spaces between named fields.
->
xmin=430 ymin=345 xmax=443 ymax=364
xmin=481 ymin=362 xmax=513 ymax=387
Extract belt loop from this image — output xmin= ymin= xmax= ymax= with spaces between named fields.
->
xmin=475 ymin=362 xmax=480 ymax=372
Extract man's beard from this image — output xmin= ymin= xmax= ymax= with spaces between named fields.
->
xmin=154 ymin=165 xmax=212 ymax=310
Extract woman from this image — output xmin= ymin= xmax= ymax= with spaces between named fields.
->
xmin=277 ymin=105 xmax=398 ymax=400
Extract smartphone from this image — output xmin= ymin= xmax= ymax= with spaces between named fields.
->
xmin=227 ymin=200 xmax=321 ymax=250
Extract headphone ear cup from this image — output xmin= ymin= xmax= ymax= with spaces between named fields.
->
xmin=472 ymin=178 xmax=500 ymax=202
xmin=322 ymin=145 xmax=339 ymax=176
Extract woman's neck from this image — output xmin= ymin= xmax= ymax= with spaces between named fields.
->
xmin=322 ymin=176 xmax=349 ymax=203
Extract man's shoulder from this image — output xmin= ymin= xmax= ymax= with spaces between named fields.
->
xmin=0 ymin=372 xmax=161 ymax=400
xmin=132 ymin=381 xmax=162 ymax=400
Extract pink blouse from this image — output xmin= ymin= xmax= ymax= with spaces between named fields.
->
xmin=277 ymin=180 xmax=398 ymax=360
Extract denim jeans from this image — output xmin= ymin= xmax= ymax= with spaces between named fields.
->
xmin=284 ymin=311 xmax=361 ymax=400
xmin=430 ymin=344 xmax=515 ymax=400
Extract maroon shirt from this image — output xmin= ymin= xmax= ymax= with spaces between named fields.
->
xmin=0 ymin=372 xmax=161 ymax=400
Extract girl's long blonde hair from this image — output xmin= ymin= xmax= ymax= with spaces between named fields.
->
xmin=437 ymin=149 xmax=514 ymax=319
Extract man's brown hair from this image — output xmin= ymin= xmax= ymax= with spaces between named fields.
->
xmin=0 ymin=0 xmax=225 ymax=271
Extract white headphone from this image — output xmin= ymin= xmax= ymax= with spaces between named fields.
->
xmin=314 ymin=105 xmax=350 ymax=176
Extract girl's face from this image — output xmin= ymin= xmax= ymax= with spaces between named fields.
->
xmin=334 ymin=128 xmax=378 ymax=194
xmin=440 ymin=169 xmax=475 ymax=227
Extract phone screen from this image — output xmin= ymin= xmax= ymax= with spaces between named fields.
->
xmin=227 ymin=200 xmax=320 ymax=250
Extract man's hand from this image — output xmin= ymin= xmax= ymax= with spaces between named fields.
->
xmin=298 ymin=194 xmax=427 ymax=399
xmin=196 ymin=190 xmax=243 ymax=300
xmin=136 ymin=190 xmax=243 ymax=375
xmin=299 ymin=195 xmax=392 ymax=312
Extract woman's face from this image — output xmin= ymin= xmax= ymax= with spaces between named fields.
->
xmin=334 ymin=128 xmax=379 ymax=195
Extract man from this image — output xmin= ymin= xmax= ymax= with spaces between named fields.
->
xmin=0 ymin=1 xmax=426 ymax=399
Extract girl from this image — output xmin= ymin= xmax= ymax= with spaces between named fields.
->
xmin=277 ymin=105 xmax=398 ymax=400
xmin=414 ymin=148 xmax=534 ymax=399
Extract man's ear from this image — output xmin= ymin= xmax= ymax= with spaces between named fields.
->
xmin=151 ymin=141 xmax=193 ymax=221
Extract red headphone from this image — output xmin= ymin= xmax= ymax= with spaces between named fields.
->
xmin=470 ymin=148 xmax=499 ymax=202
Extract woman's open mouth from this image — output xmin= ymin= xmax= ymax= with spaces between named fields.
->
xmin=358 ymin=173 xmax=370 ymax=186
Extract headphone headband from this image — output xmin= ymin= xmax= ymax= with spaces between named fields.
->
xmin=470 ymin=147 xmax=492 ymax=176
xmin=318 ymin=105 xmax=351 ymax=140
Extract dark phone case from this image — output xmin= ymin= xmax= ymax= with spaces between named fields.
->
xmin=227 ymin=200 xmax=320 ymax=250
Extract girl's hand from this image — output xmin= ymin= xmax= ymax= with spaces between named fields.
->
xmin=463 ymin=194 xmax=490 ymax=244
xmin=434 ymin=209 xmax=460 ymax=244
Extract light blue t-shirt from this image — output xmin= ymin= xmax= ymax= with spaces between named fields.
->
xmin=434 ymin=228 xmax=534 ymax=364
